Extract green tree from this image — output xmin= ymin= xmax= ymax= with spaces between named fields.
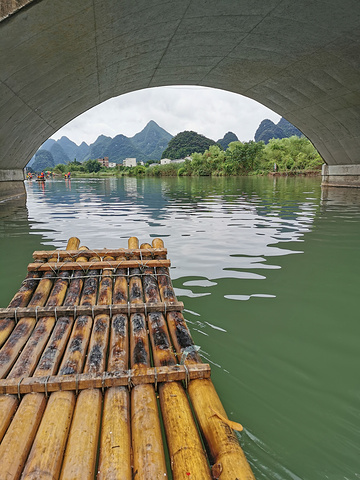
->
xmin=53 ymin=164 xmax=66 ymax=173
xmin=68 ymin=159 xmax=84 ymax=172
xmin=228 ymin=141 xmax=264 ymax=172
xmin=84 ymin=159 xmax=101 ymax=173
xmin=134 ymin=165 xmax=146 ymax=176
xmin=161 ymin=131 xmax=217 ymax=159
xmin=261 ymin=136 xmax=323 ymax=172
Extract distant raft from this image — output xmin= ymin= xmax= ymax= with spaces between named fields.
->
xmin=0 ymin=236 xmax=255 ymax=480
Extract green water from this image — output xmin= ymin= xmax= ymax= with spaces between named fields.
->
xmin=0 ymin=176 xmax=359 ymax=479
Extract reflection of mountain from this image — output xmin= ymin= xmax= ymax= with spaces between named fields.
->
xmin=29 ymin=178 xmax=171 ymax=225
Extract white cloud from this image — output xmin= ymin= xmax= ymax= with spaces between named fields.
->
xmin=51 ymin=86 xmax=281 ymax=145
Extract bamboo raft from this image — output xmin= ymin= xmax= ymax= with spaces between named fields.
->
xmin=0 ymin=236 xmax=255 ymax=480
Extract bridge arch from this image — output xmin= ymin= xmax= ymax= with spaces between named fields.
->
xmin=1 ymin=0 xmax=360 ymax=196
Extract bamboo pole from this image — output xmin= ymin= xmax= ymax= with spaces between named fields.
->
xmin=0 ymin=237 xmax=78 ymax=378
xmin=34 ymin=247 xmax=90 ymax=377
xmin=60 ymin=256 xmax=113 ymax=480
xmin=153 ymin=239 xmax=255 ymax=480
xmin=188 ymin=379 xmax=255 ymax=480
xmin=0 ymin=270 xmax=54 ymax=379
xmin=21 ymin=242 xmax=94 ymax=480
xmin=27 ymin=259 xmax=171 ymax=271
xmin=141 ymin=244 xmax=211 ymax=479
xmin=32 ymin=247 xmax=167 ymax=260
xmin=0 ymin=364 xmax=211 ymax=395
xmin=0 ymin=396 xmax=18 ymax=442
xmin=129 ymin=236 xmax=168 ymax=480
xmin=0 ymin=271 xmax=40 ymax=348
xmin=0 ymin=270 xmax=45 ymax=441
xmin=0 ymin=301 xmax=184 ymax=319
xmin=0 ymin=252 xmax=62 ymax=443
xmin=8 ymin=269 xmax=70 ymax=379
xmin=0 ymin=237 xmax=80 ymax=479
xmin=59 ymin=388 xmax=102 ymax=480
xmin=98 ymin=253 xmax=131 ymax=480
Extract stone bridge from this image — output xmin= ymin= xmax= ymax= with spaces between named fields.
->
xmin=1 ymin=0 xmax=360 ymax=199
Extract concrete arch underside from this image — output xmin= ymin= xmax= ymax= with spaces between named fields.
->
xmin=1 ymin=0 xmax=360 ymax=196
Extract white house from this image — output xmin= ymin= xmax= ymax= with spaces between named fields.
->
xmin=161 ymin=158 xmax=187 ymax=165
xmin=109 ymin=162 xmax=116 ymax=168
xmin=160 ymin=158 xmax=172 ymax=165
xmin=123 ymin=158 xmax=137 ymax=167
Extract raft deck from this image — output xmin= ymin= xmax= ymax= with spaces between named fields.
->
xmin=0 ymin=236 xmax=255 ymax=479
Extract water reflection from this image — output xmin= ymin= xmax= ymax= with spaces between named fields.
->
xmin=0 ymin=177 xmax=359 ymax=479
xmin=24 ymin=177 xmax=319 ymax=284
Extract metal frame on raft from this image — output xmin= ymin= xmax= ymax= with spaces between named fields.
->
xmin=0 ymin=236 xmax=255 ymax=480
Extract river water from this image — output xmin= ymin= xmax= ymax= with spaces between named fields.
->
xmin=0 ymin=176 xmax=359 ymax=479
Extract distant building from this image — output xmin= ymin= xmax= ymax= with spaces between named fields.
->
xmin=160 ymin=158 xmax=172 ymax=165
xmin=171 ymin=158 xmax=187 ymax=164
xmin=123 ymin=158 xmax=137 ymax=167
xmin=109 ymin=162 xmax=116 ymax=168
xmin=161 ymin=158 xmax=186 ymax=165
xmin=97 ymin=156 xmax=109 ymax=167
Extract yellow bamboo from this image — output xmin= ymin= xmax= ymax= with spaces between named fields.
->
xmin=21 ymin=241 xmax=94 ymax=480
xmin=129 ymin=237 xmax=168 ymax=479
xmin=141 ymin=245 xmax=211 ymax=479
xmin=152 ymin=238 xmax=164 ymax=249
xmin=33 ymin=247 xmax=167 ymax=260
xmin=8 ymin=269 xmax=71 ymax=379
xmin=59 ymin=388 xmax=102 ymax=480
xmin=158 ymin=381 xmax=212 ymax=479
xmin=0 ymin=272 xmax=47 ymax=442
xmin=0 ymin=395 xmax=18 ymax=441
xmin=0 ymin=364 xmax=210 ymax=395
xmin=0 ymin=238 xmax=81 ymax=479
xmin=188 ymin=379 xmax=255 ymax=480
xmin=154 ymin=240 xmax=255 ymax=479
xmin=60 ymin=256 xmax=113 ymax=480
xmin=0 ymin=236 xmax=255 ymax=480
xmin=35 ymin=246 xmax=89 ymax=377
xmin=27 ymin=259 xmax=171 ymax=271
xmin=0 ymin=271 xmax=40 ymax=348
xmin=107 ymin=261 xmax=128 ymax=371
xmin=128 ymin=236 xmax=139 ymax=250
xmin=0 ymin=393 xmax=46 ymax=479
xmin=58 ymin=256 xmax=99 ymax=376
xmin=21 ymin=390 xmax=76 ymax=480
xmin=98 ymin=255 xmax=131 ymax=480
xmin=0 ymin=271 xmax=54 ymax=378
xmin=98 ymin=386 xmax=130 ymax=480
xmin=7 ymin=271 xmax=41 ymax=309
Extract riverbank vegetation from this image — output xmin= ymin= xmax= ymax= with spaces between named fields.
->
xmin=45 ymin=136 xmax=323 ymax=178
xmin=143 ymin=136 xmax=323 ymax=177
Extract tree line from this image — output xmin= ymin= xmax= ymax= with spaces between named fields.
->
xmin=30 ymin=136 xmax=323 ymax=178
xmin=147 ymin=136 xmax=323 ymax=177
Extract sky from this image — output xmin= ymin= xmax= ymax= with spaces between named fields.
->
xmin=51 ymin=86 xmax=281 ymax=146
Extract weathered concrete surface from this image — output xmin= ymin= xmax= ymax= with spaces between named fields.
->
xmin=1 ymin=0 xmax=360 ymax=190
xmin=0 ymin=169 xmax=25 ymax=201
xmin=322 ymin=165 xmax=360 ymax=188
xmin=0 ymin=0 xmax=34 ymax=20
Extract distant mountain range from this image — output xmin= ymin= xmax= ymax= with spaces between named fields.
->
xmin=28 ymin=117 xmax=302 ymax=170
xmin=254 ymin=117 xmax=303 ymax=144
xmin=28 ymin=120 xmax=173 ymax=167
